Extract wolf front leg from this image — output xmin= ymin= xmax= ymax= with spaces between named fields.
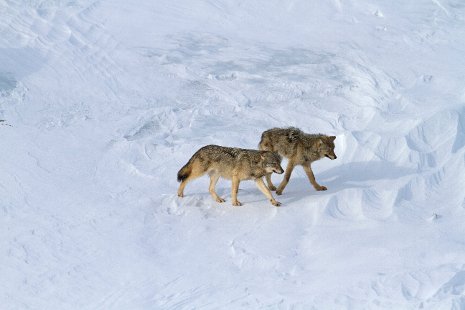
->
xmin=231 ymin=175 xmax=242 ymax=206
xmin=265 ymin=173 xmax=277 ymax=191
xmin=276 ymin=160 xmax=295 ymax=195
xmin=303 ymin=164 xmax=327 ymax=191
xmin=255 ymin=178 xmax=281 ymax=206
xmin=209 ymin=174 xmax=225 ymax=203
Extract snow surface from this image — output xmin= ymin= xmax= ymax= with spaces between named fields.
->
xmin=1 ymin=0 xmax=465 ymax=309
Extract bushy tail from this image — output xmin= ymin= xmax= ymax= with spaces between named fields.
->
xmin=259 ymin=131 xmax=272 ymax=151
xmin=177 ymin=159 xmax=193 ymax=182
xmin=258 ymin=132 xmax=266 ymax=150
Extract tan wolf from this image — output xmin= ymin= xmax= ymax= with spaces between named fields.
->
xmin=259 ymin=127 xmax=337 ymax=195
xmin=177 ymin=145 xmax=284 ymax=206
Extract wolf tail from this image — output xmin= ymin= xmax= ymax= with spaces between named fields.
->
xmin=177 ymin=159 xmax=193 ymax=182
xmin=258 ymin=132 xmax=266 ymax=150
xmin=258 ymin=131 xmax=271 ymax=151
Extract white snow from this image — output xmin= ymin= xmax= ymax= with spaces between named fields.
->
xmin=1 ymin=0 xmax=465 ymax=309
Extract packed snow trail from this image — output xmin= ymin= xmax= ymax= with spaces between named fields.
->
xmin=1 ymin=0 xmax=465 ymax=309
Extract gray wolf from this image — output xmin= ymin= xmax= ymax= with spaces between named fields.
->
xmin=177 ymin=145 xmax=284 ymax=206
xmin=259 ymin=127 xmax=337 ymax=195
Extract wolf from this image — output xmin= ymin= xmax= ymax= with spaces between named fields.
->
xmin=177 ymin=145 xmax=284 ymax=206
xmin=259 ymin=127 xmax=337 ymax=195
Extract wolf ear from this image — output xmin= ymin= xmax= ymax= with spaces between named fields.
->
xmin=259 ymin=151 xmax=268 ymax=159
xmin=272 ymin=152 xmax=282 ymax=162
xmin=328 ymin=136 xmax=336 ymax=142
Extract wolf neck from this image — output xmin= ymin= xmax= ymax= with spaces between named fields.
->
xmin=303 ymin=149 xmax=322 ymax=162
xmin=250 ymin=162 xmax=267 ymax=179
xmin=301 ymin=136 xmax=325 ymax=162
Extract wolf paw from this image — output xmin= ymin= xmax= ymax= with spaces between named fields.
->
xmin=216 ymin=197 xmax=226 ymax=203
xmin=271 ymin=200 xmax=281 ymax=207
xmin=232 ymin=200 xmax=242 ymax=206
xmin=276 ymin=189 xmax=283 ymax=195
xmin=177 ymin=192 xmax=184 ymax=198
xmin=316 ymin=186 xmax=327 ymax=191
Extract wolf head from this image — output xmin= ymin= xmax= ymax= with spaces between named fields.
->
xmin=318 ymin=136 xmax=337 ymax=160
xmin=260 ymin=151 xmax=284 ymax=174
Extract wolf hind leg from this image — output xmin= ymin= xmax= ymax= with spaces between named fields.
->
xmin=259 ymin=135 xmax=277 ymax=191
xmin=209 ymin=173 xmax=225 ymax=203
xmin=177 ymin=161 xmax=207 ymax=197
xmin=276 ymin=160 xmax=295 ymax=195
